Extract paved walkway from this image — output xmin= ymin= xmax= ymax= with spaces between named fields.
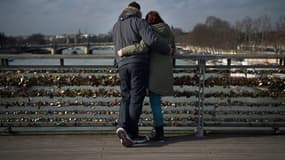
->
xmin=0 ymin=134 xmax=285 ymax=160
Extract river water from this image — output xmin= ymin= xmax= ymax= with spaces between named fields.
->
xmin=8 ymin=48 xmax=195 ymax=66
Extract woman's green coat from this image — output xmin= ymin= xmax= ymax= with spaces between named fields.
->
xmin=121 ymin=22 xmax=175 ymax=96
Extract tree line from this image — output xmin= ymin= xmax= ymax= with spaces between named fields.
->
xmin=1 ymin=15 xmax=285 ymax=53
xmin=173 ymin=15 xmax=285 ymax=53
xmin=0 ymin=32 xmax=113 ymax=48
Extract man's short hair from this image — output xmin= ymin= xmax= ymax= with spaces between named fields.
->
xmin=128 ymin=1 xmax=140 ymax=10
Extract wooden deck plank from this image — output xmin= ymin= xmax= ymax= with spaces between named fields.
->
xmin=0 ymin=134 xmax=285 ymax=160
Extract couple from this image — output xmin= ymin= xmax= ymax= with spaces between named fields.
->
xmin=113 ymin=1 xmax=175 ymax=147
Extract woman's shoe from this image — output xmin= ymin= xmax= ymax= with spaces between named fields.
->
xmin=150 ymin=126 xmax=166 ymax=142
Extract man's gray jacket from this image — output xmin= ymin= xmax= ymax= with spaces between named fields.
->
xmin=113 ymin=7 xmax=170 ymax=68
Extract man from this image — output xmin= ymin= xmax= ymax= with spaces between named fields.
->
xmin=113 ymin=1 xmax=170 ymax=147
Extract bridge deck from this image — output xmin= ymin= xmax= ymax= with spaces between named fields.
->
xmin=1 ymin=134 xmax=285 ymax=160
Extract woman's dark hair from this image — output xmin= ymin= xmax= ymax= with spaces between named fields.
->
xmin=145 ymin=11 xmax=164 ymax=25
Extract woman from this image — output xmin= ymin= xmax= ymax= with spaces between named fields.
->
xmin=117 ymin=11 xmax=175 ymax=142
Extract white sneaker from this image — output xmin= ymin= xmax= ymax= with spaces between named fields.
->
xmin=116 ymin=128 xmax=134 ymax=147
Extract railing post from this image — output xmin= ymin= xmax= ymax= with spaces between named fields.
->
xmin=279 ymin=58 xmax=285 ymax=66
xmin=196 ymin=59 xmax=206 ymax=137
xmin=60 ymin=58 xmax=64 ymax=66
xmin=227 ymin=58 xmax=231 ymax=67
xmin=173 ymin=58 xmax=176 ymax=67
xmin=1 ymin=58 xmax=9 ymax=67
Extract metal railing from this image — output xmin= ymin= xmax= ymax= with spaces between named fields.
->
xmin=0 ymin=53 xmax=285 ymax=135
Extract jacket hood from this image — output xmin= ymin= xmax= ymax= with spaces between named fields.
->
xmin=152 ymin=22 xmax=172 ymax=38
xmin=119 ymin=6 xmax=142 ymax=21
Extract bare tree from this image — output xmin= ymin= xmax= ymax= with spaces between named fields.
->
xmin=276 ymin=16 xmax=285 ymax=31
xmin=274 ymin=16 xmax=285 ymax=52
xmin=257 ymin=15 xmax=272 ymax=45
xmin=0 ymin=32 xmax=7 ymax=48
xmin=26 ymin=33 xmax=47 ymax=45
xmin=189 ymin=16 xmax=236 ymax=52
xmin=190 ymin=23 xmax=210 ymax=47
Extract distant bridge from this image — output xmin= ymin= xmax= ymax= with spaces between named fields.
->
xmin=29 ymin=42 xmax=114 ymax=55
xmin=23 ymin=42 xmax=186 ymax=55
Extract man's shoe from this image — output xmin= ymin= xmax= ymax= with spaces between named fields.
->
xmin=116 ymin=128 xmax=134 ymax=147
xmin=132 ymin=136 xmax=150 ymax=144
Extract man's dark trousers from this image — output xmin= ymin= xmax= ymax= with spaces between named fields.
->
xmin=118 ymin=62 xmax=149 ymax=138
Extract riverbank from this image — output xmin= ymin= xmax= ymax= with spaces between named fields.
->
xmin=177 ymin=45 xmax=284 ymax=55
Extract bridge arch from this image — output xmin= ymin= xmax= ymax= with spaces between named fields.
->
xmin=55 ymin=47 xmax=69 ymax=54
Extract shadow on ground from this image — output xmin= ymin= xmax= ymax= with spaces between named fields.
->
xmin=132 ymin=133 xmax=283 ymax=148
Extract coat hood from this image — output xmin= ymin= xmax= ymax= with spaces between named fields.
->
xmin=119 ymin=6 xmax=142 ymax=21
xmin=151 ymin=22 xmax=172 ymax=38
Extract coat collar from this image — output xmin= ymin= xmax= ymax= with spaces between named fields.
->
xmin=119 ymin=6 xmax=142 ymax=21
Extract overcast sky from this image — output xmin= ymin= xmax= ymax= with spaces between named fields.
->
xmin=0 ymin=0 xmax=284 ymax=36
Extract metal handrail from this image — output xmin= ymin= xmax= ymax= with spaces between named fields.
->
xmin=1 ymin=53 xmax=285 ymax=67
xmin=1 ymin=53 xmax=284 ymax=135
xmin=1 ymin=53 xmax=285 ymax=59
